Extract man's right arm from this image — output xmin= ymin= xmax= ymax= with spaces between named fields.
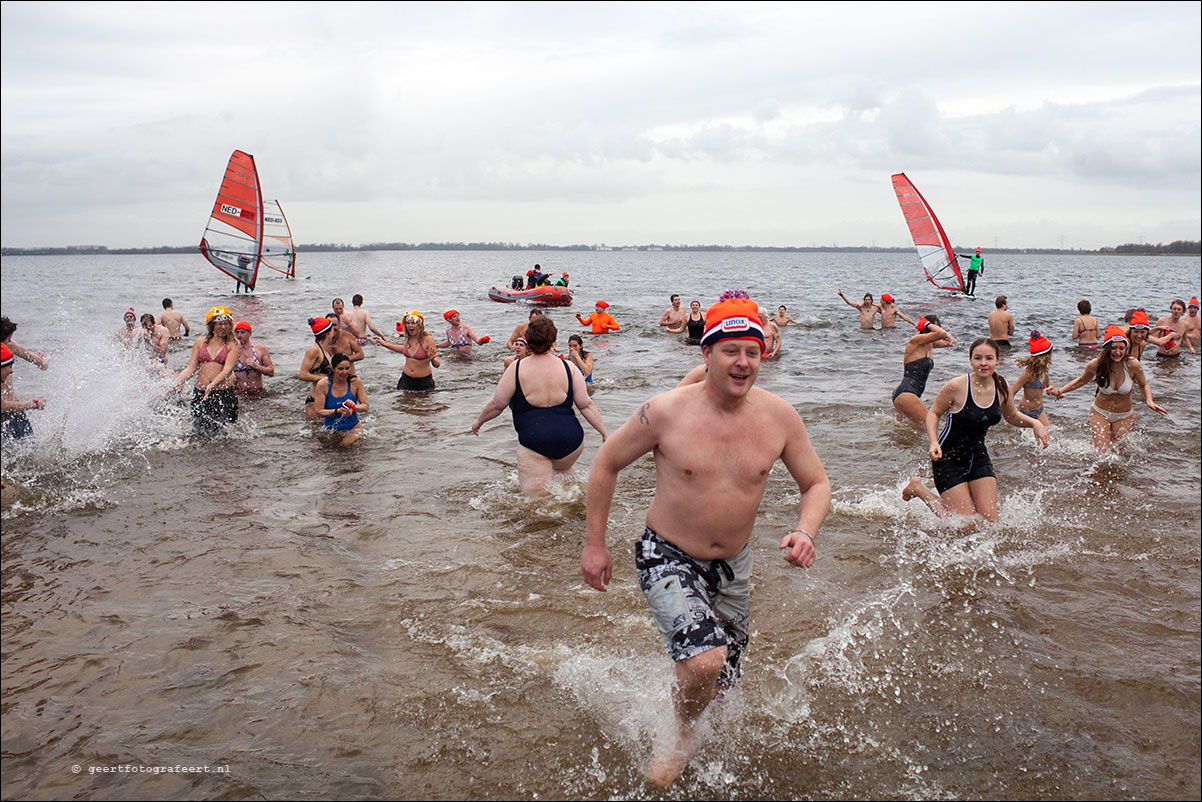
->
xmin=582 ymin=395 xmax=667 ymax=590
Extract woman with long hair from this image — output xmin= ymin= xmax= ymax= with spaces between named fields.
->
xmin=902 ymin=338 xmax=1049 ymax=523
xmin=375 ymin=311 xmax=440 ymax=391
xmin=1009 ymin=331 xmax=1059 ymax=435
xmin=1054 ymin=325 xmax=1167 ymax=451
xmin=892 ymin=314 xmax=955 ymax=427
xmin=567 ymin=334 xmax=594 ymax=385
xmin=472 ymin=316 xmax=607 ymax=495
xmin=174 ymin=306 xmax=242 ymax=435
xmin=313 ymin=353 xmax=369 ymax=446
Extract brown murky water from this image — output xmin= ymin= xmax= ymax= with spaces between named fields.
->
xmin=3 ymin=251 xmax=1199 ymax=799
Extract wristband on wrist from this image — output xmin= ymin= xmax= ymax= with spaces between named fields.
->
xmin=791 ymin=528 xmax=815 ymax=542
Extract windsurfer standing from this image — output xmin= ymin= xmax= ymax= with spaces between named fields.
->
xmin=958 ymin=248 xmax=984 ymax=296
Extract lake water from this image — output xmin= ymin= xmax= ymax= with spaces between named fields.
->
xmin=2 ymin=250 xmax=1199 ymax=799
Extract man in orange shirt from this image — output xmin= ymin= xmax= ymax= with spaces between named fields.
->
xmin=576 ymin=301 xmax=620 ymax=334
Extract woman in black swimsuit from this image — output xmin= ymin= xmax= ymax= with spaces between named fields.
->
xmin=471 ymin=316 xmax=608 ymax=495
xmin=685 ymin=300 xmax=705 ymax=345
xmin=902 ymin=338 xmax=1048 ymax=525
xmin=299 ymin=317 xmax=337 ymax=419
xmin=892 ymin=315 xmax=955 ymax=427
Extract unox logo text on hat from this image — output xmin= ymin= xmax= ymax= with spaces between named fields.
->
xmin=721 ymin=316 xmax=751 ymax=332
xmin=701 ymin=291 xmax=765 ymax=351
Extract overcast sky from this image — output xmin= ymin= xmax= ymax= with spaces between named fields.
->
xmin=2 ymin=1 xmax=1199 ymax=250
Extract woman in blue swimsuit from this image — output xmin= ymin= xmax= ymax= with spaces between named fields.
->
xmin=902 ymin=338 xmax=1049 ymax=525
xmin=313 ymin=353 xmax=369 ymax=446
xmin=472 ymin=316 xmax=608 ymax=495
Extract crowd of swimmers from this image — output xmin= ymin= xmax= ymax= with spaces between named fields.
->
xmin=3 ymin=285 xmax=1200 ymax=788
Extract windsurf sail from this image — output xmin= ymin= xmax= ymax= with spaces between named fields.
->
xmin=200 ymin=150 xmax=264 ymax=290
xmin=890 ymin=173 xmax=965 ymax=292
xmin=260 ymin=199 xmax=296 ymax=278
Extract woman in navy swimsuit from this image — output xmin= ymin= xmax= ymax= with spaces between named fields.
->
xmin=472 ymin=316 xmax=608 ymax=495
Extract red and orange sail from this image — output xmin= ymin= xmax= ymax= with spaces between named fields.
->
xmin=891 ymin=173 xmax=965 ymax=292
xmin=200 ymin=150 xmax=264 ymax=289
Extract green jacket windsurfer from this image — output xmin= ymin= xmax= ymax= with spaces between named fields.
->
xmin=958 ymin=248 xmax=984 ymax=296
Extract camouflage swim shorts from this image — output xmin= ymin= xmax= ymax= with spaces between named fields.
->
xmin=635 ymin=526 xmax=751 ymax=686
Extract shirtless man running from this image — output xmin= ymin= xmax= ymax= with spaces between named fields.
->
xmin=988 ymin=296 xmax=1014 ymax=347
xmin=157 ymin=298 xmax=190 ymax=340
xmin=659 ymin=294 xmax=688 ymax=334
xmin=581 ymin=290 xmax=830 ymax=788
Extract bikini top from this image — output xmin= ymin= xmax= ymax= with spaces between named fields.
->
xmin=1097 ymin=364 xmax=1133 ymax=395
xmin=1024 ymin=376 xmax=1046 ymax=391
xmin=197 ymin=344 xmax=229 ymax=365
xmin=401 ymin=339 xmax=428 ymax=359
xmin=235 ymin=346 xmax=261 ymax=373
xmin=447 ymin=327 xmax=470 ymax=348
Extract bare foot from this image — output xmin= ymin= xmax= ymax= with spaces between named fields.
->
xmin=646 ymin=747 xmax=691 ymax=789
xmin=902 ymin=477 xmax=923 ymax=502
xmin=646 ymin=732 xmax=700 ymax=789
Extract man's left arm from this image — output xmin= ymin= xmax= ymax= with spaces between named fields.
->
xmin=777 ymin=405 xmax=831 ymax=567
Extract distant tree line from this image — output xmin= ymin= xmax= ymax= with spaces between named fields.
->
xmin=1102 ymin=240 xmax=1200 ymax=255
xmin=3 ymin=240 xmax=1199 ymax=257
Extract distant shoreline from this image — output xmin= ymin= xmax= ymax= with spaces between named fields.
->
xmin=3 ymin=241 xmax=1199 ymax=257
